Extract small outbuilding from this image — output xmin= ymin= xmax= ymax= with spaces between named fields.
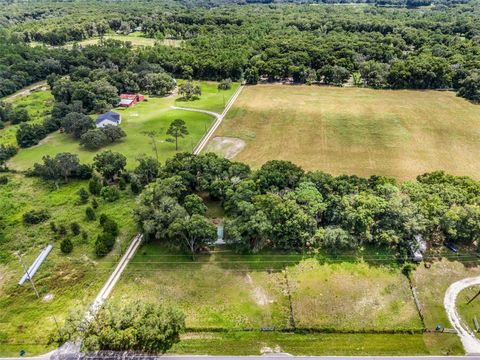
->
xmin=96 ymin=111 xmax=121 ymax=128
xmin=411 ymin=234 xmax=427 ymax=263
xmin=119 ymin=94 xmax=145 ymax=107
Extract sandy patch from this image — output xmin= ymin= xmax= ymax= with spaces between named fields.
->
xmin=245 ymin=273 xmax=273 ymax=306
xmin=205 ymin=137 xmax=245 ymax=159
xmin=43 ymin=293 xmax=54 ymax=302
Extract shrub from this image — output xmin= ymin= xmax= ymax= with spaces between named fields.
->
xmin=119 ymin=177 xmax=126 ymax=191
xmin=99 ymin=214 xmax=108 ymax=226
xmin=91 ymin=198 xmax=98 ymax=209
xmin=16 ymin=123 xmax=47 ymax=148
xmin=95 ymin=232 xmax=116 ymax=257
xmin=89 ymin=176 xmax=102 ymax=196
xmin=0 ymin=175 xmax=8 ymax=185
xmin=101 ymin=186 xmax=120 ymax=202
xmin=103 ymin=218 xmax=119 ymax=237
xmin=86 ymin=207 xmax=96 ymax=221
xmin=60 ymin=238 xmax=73 ymax=254
xmin=77 ymin=187 xmax=89 ymax=204
xmin=0 ymin=120 xmax=4 ymax=129
xmin=50 ymin=221 xmax=58 ymax=233
xmin=58 ymin=224 xmax=67 ymax=237
xmin=81 ymin=231 xmax=89 ymax=242
xmin=23 ymin=209 xmax=50 ymax=225
xmin=218 ymin=78 xmax=232 ymax=90
xmin=71 ymin=222 xmax=81 ymax=236
xmin=43 ymin=116 xmax=62 ymax=133
xmin=130 ymin=179 xmax=142 ymax=194
xmin=402 ymin=263 xmax=416 ymax=277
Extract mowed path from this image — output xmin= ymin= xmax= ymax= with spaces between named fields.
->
xmin=213 ymin=85 xmax=480 ymax=180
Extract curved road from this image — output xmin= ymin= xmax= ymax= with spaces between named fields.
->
xmin=445 ymin=276 xmax=480 ymax=354
xmin=171 ymin=84 xmax=244 ymax=155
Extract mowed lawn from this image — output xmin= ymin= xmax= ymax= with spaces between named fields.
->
xmin=170 ymin=332 xmax=462 ymax=356
xmin=0 ymin=173 xmax=138 ymax=355
xmin=8 ymin=81 xmax=238 ymax=170
xmin=212 ymin=85 xmax=480 ymax=180
xmin=457 ymin=285 xmax=480 ymax=339
xmin=413 ymin=259 xmax=480 ymax=331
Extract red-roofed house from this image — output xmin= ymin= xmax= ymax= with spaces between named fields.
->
xmin=119 ymin=94 xmax=145 ymax=107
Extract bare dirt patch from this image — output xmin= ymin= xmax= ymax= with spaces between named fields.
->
xmin=205 ymin=136 xmax=245 ymax=159
xmin=245 ymin=273 xmax=274 ymax=306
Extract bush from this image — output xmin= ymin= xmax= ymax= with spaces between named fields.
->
xmin=71 ymin=222 xmax=81 ymax=236
xmin=77 ymin=187 xmax=89 ymax=204
xmin=89 ymin=176 xmax=102 ymax=195
xmin=95 ymin=232 xmax=116 ymax=257
xmin=0 ymin=120 xmax=4 ymax=129
xmin=16 ymin=123 xmax=47 ymax=148
xmin=99 ymin=214 xmax=108 ymax=226
xmin=58 ymin=224 xmax=67 ymax=237
xmin=91 ymin=198 xmax=98 ymax=209
xmin=101 ymin=186 xmax=120 ymax=202
xmin=86 ymin=207 xmax=96 ymax=221
xmin=103 ymin=218 xmax=119 ymax=237
xmin=0 ymin=175 xmax=8 ymax=185
xmin=81 ymin=231 xmax=89 ymax=242
xmin=130 ymin=179 xmax=142 ymax=194
xmin=50 ymin=221 xmax=58 ymax=233
xmin=218 ymin=78 xmax=232 ymax=90
xmin=119 ymin=178 xmax=126 ymax=191
xmin=60 ymin=238 xmax=73 ymax=254
xmin=23 ymin=209 xmax=50 ymax=224
xmin=43 ymin=116 xmax=62 ymax=133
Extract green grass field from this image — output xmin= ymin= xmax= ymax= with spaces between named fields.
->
xmin=0 ymin=90 xmax=53 ymax=146
xmin=413 ymin=259 xmax=480 ymax=331
xmin=0 ymin=80 xmax=241 ymax=356
xmin=457 ymin=285 xmax=480 ymax=338
xmin=0 ymin=173 xmax=138 ymax=355
xmin=7 ymin=81 xmax=239 ymax=170
xmin=211 ymin=85 xmax=480 ymax=180
xmin=287 ymin=259 xmax=422 ymax=331
xmin=111 ymin=242 xmax=464 ymax=355
xmin=170 ymin=332 xmax=462 ymax=356
xmin=113 ymin=246 xmax=421 ymax=332
xmin=30 ymin=32 xmax=183 ymax=48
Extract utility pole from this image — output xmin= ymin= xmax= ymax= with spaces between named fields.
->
xmin=52 ymin=315 xmax=61 ymax=338
xmin=17 ymin=252 xmax=39 ymax=298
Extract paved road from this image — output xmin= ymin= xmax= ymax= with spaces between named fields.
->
xmin=1 ymin=351 xmax=479 ymax=360
xmin=172 ymin=84 xmax=244 ymax=155
xmin=445 ymin=276 xmax=480 ymax=354
xmin=86 ymin=234 xmax=143 ymax=320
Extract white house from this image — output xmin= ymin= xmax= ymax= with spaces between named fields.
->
xmin=96 ymin=111 xmax=122 ymax=128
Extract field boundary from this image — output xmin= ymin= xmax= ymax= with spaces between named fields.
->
xmin=191 ymin=85 xmax=244 ymax=155
xmin=86 ymin=234 xmax=143 ymax=319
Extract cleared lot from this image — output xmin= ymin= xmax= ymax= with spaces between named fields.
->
xmin=212 ymin=85 xmax=480 ymax=180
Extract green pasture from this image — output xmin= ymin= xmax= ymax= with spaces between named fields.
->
xmin=0 ymin=173 xmax=138 ymax=355
xmin=6 ymin=81 xmax=238 ymax=170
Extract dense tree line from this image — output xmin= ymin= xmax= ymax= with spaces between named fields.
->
xmin=134 ymin=153 xmax=480 ymax=257
xmin=1 ymin=1 xmax=480 ymax=101
xmin=52 ymin=301 xmax=185 ymax=353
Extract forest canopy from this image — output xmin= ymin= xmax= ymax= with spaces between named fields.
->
xmin=1 ymin=0 xmax=480 ymax=101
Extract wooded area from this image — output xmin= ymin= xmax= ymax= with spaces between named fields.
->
xmin=1 ymin=0 xmax=480 ymax=101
